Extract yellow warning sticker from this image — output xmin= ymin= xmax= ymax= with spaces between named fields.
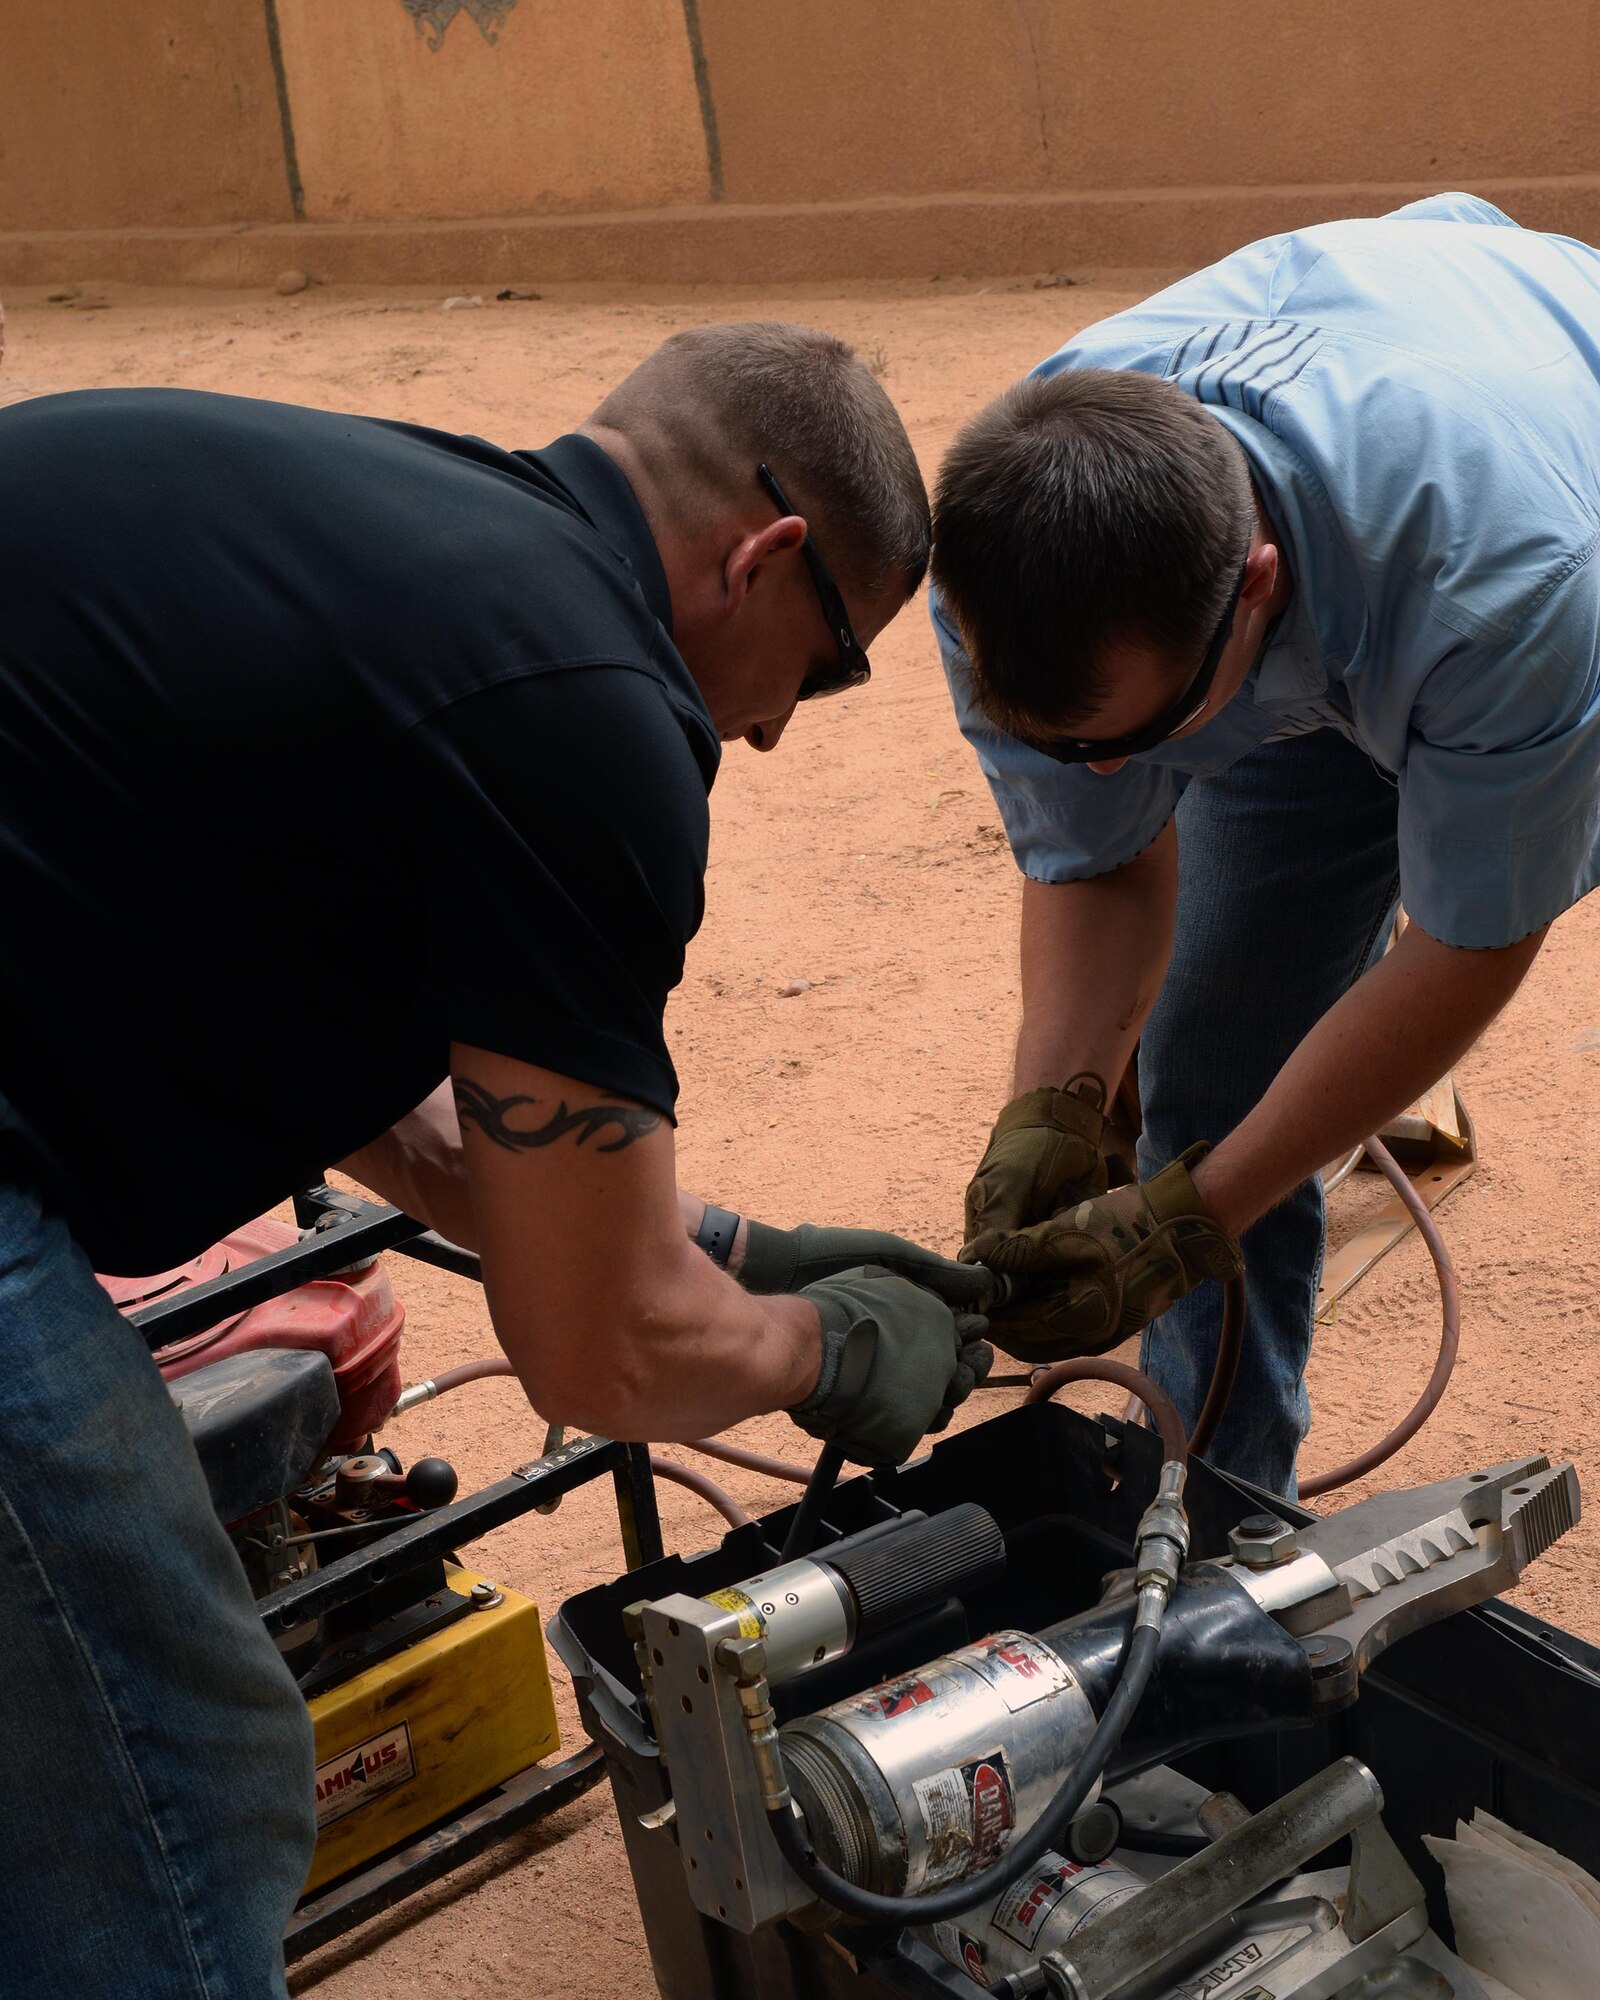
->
xmin=704 ymin=1586 xmax=764 ymax=1639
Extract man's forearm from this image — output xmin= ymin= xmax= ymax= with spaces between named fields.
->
xmin=1012 ymin=823 xmax=1178 ymax=1093
xmin=1193 ymin=919 xmax=1547 ymax=1238
xmin=495 ymin=1236 xmax=822 ymax=1441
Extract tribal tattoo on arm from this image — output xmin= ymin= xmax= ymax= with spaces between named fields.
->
xmin=453 ymin=1075 xmax=663 ymax=1155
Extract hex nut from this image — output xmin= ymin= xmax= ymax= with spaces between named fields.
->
xmin=1228 ymin=1513 xmax=1300 ymax=1568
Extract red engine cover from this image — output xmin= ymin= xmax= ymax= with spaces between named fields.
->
xmin=100 ymin=1216 xmax=407 ymax=1453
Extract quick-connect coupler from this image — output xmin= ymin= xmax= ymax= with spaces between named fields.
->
xmin=1132 ymin=1461 xmax=1190 ymax=1631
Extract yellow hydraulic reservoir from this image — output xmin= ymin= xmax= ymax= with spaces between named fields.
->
xmin=303 ymin=1561 xmax=560 ymax=1893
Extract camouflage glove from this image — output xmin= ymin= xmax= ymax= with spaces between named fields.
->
xmin=982 ymin=1146 xmax=1243 ymax=1362
xmin=740 ymin=1220 xmax=994 ymax=1308
xmin=962 ymin=1074 xmax=1112 ymax=1268
xmin=790 ymin=1266 xmax=994 ymax=1468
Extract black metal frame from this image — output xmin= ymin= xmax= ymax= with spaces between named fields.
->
xmin=132 ymin=1183 xmax=662 ymax=1955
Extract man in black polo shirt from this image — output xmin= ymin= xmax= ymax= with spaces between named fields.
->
xmin=0 ymin=323 xmax=989 ymax=1998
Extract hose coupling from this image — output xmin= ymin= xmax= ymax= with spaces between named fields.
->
xmin=718 ymin=1636 xmax=792 ymax=1813
xmin=1132 ymin=1460 xmax=1190 ymax=1618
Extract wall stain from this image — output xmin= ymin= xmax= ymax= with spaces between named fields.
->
xmin=678 ymin=0 xmax=724 ymax=201
xmin=403 ymin=0 xmax=517 ymax=52
xmin=262 ymin=0 xmax=305 ymax=220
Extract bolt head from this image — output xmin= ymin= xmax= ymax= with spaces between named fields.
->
xmin=1228 ymin=1514 xmax=1300 ymax=1568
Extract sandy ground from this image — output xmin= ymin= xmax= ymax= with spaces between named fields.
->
xmin=5 ymin=273 xmax=1599 ymax=1996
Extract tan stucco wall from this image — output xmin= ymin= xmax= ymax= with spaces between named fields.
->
xmin=3 ymin=1 xmax=1599 ymax=283
xmin=272 ymin=0 xmax=710 ymax=224
xmin=0 ymin=3 xmax=292 ymax=231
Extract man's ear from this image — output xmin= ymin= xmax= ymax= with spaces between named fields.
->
xmin=724 ymin=514 xmax=806 ymax=610
xmin=1240 ymin=539 xmax=1279 ymax=609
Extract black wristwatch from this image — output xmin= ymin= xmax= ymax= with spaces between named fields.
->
xmin=694 ymin=1202 xmax=740 ymax=1270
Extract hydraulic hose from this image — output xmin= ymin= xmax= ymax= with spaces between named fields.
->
xmin=1024 ymin=1357 xmax=1188 ymax=1472
xmin=1182 ymin=1271 xmax=1245 ymax=1462
xmin=1300 ymin=1131 xmax=1460 ymax=1498
xmin=388 ymin=1136 xmax=1457 ymax=1513
xmin=647 ymin=1453 xmax=752 ymax=1528
xmin=780 ymin=1442 xmax=848 ymax=1560
xmin=767 ymin=1617 xmax=1163 ymax=1930
xmin=683 ymin=1436 xmax=813 ymax=1485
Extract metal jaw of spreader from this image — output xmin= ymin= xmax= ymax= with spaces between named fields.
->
xmin=1218 ymin=1454 xmax=1580 ymax=1703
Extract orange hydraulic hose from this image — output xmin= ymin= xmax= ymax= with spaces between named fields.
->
xmin=394 ymin=1140 xmax=1457 ymax=1518
xmin=648 ymin=1454 xmax=753 ymax=1528
xmin=1184 ymin=1272 xmax=1246 ymax=1461
xmin=681 ymin=1436 xmax=813 ymax=1485
xmin=1024 ymin=1356 xmax=1188 ymax=1470
xmin=426 ymin=1356 xmax=514 ymax=1395
xmin=1299 ymin=1131 xmax=1460 ymax=1499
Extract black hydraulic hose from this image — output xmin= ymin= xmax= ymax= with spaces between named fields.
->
xmin=780 ymin=1442 xmax=847 ymax=1560
xmin=767 ymin=1618 xmax=1163 ymax=1931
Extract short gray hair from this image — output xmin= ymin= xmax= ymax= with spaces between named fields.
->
xmin=592 ymin=322 xmax=929 ymax=599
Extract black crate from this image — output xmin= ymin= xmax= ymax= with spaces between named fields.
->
xmin=551 ymin=1402 xmax=1600 ymax=2000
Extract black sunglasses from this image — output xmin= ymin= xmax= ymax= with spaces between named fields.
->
xmin=1036 ymin=561 xmax=1249 ymax=765
xmin=757 ymin=463 xmax=872 ymax=702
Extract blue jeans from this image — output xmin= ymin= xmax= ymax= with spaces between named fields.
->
xmin=1136 ymin=728 xmax=1401 ymax=1497
xmin=0 ymin=1156 xmax=315 ymax=1996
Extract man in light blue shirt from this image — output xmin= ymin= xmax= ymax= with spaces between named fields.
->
xmin=933 ymin=195 xmax=1600 ymax=1492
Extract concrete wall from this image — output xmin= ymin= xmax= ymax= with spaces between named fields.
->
xmin=3 ymin=0 xmax=1599 ymax=285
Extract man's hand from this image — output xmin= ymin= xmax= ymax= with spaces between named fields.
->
xmin=789 ymin=1266 xmax=993 ymax=1467
xmin=982 ymin=1147 xmax=1242 ymax=1361
xmin=740 ymin=1219 xmax=994 ymax=1305
xmin=962 ymin=1074 xmax=1112 ymax=1266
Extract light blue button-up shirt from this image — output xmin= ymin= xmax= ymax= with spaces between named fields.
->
xmin=935 ymin=193 xmax=1600 ymax=948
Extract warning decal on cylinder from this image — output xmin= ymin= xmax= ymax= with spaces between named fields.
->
xmin=992 ymin=1856 xmax=1141 ymax=1948
xmin=850 ymin=1673 xmax=936 ymax=1721
xmin=968 ymin=1633 xmax=1074 ymax=1713
xmin=314 ymin=1722 xmax=415 ymax=1828
xmin=931 ymin=1923 xmax=990 ymax=1981
xmin=703 ymin=1586 xmax=764 ymax=1640
xmin=992 ymin=1857 xmax=1091 ymax=1945
xmin=913 ymin=1748 xmax=1015 ymax=1886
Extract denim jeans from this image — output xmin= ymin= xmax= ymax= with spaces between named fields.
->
xmin=1135 ymin=727 xmax=1402 ymax=1497
xmin=0 ymin=1148 xmax=315 ymax=1996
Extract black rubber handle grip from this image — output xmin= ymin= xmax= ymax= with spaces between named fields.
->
xmin=823 ymin=1502 xmax=1005 ymax=1631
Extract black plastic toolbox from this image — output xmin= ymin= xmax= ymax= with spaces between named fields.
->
xmin=551 ymin=1401 xmax=1600 ymax=1999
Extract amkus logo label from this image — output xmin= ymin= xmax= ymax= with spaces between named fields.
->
xmin=314 ymin=1723 xmax=415 ymax=1828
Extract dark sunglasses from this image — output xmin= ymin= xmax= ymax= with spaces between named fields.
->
xmin=757 ymin=463 xmax=872 ymax=702
xmin=1036 ymin=561 xmax=1249 ymax=765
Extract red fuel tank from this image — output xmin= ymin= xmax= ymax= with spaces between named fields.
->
xmin=99 ymin=1216 xmax=406 ymax=1453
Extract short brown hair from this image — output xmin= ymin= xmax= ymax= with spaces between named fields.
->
xmin=591 ymin=322 xmax=929 ymax=600
xmin=931 ymin=369 xmax=1253 ymax=734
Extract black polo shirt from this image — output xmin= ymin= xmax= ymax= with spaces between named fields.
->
xmin=0 ymin=388 xmax=719 ymax=1273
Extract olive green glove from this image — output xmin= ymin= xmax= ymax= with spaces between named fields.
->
xmin=981 ymin=1146 xmax=1243 ymax=1362
xmin=789 ymin=1265 xmax=994 ymax=1468
xmin=741 ymin=1218 xmax=995 ymax=1309
xmin=962 ymin=1074 xmax=1112 ymax=1269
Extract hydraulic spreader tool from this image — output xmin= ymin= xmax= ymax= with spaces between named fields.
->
xmin=595 ymin=1430 xmax=1580 ymax=1998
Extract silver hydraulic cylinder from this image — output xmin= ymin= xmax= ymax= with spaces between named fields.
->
xmin=781 ymin=1629 xmax=1099 ymax=1894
